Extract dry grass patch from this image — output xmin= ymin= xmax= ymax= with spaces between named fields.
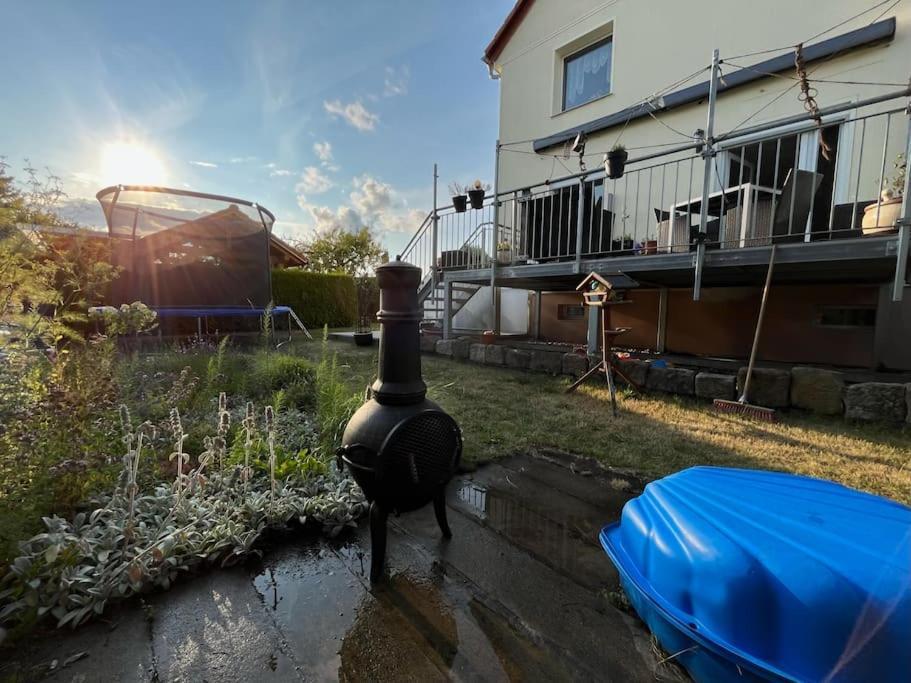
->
xmin=294 ymin=340 xmax=911 ymax=505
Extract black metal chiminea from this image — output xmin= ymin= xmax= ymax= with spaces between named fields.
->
xmin=337 ymin=258 xmax=461 ymax=582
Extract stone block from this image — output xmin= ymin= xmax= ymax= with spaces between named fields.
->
xmin=419 ymin=333 xmax=438 ymax=353
xmin=435 ymin=339 xmax=453 ymax=357
xmin=695 ymin=372 xmax=736 ymax=401
xmin=484 ymin=344 xmax=505 ymax=366
xmin=616 ymin=358 xmax=648 ymax=387
xmin=505 ymin=348 xmax=531 ymax=370
xmin=451 ymin=337 xmax=472 ymax=360
xmin=645 ymin=366 xmax=695 ymax=395
xmin=562 ymin=353 xmax=588 ymax=377
xmin=789 ymin=367 xmax=844 ymax=415
xmin=844 ymin=382 xmax=906 ymax=422
xmin=530 ymin=349 xmax=563 ymax=375
xmin=736 ymin=367 xmax=791 ymax=408
xmin=469 ymin=343 xmax=486 ymax=363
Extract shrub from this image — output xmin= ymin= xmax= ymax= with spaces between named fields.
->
xmin=271 ymin=269 xmax=357 ymax=329
xmin=245 ymin=351 xmax=316 ymax=410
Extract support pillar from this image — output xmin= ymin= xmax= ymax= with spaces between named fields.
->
xmin=533 ymin=291 xmax=542 ymax=340
xmin=442 ymin=279 xmax=452 ymax=340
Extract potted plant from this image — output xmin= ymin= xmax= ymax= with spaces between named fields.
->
xmin=862 ymin=153 xmax=905 ymax=235
xmin=605 ymin=143 xmax=629 ymax=180
xmin=353 ymin=277 xmax=376 ymax=346
xmin=450 ymin=182 xmax=468 ymax=213
xmin=468 ymin=180 xmax=490 ymax=210
xmin=481 ymin=329 xmax=497 ymax=345
xmin=496 ymin=239 xmax=511 ymax=264
xmin=612 ymin=233 xmax=634 ymax=252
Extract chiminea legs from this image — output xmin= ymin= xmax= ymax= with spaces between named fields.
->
xmin=369 ymin=501 xmax=388 ymax=583
xmin=433 ymin=488 xmax=452 ymax=538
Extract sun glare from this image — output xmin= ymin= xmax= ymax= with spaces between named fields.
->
xmin=100 ymin=141 xmax=167 ymax=186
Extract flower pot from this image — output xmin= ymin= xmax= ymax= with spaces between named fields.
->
xmin=452 ymin=195 xmax=468 ymax=213
xmin=861 ymin=197 xmax=902 ymax=235
xmin=605 ymin=149 xmax=629 ymax=179
xmin=643 ymin=239 xmax=658 ymax=254
xmin=481 ymin=330 xmax=496 ymax=345
xmin=612 ymin=238 xmax=634 ymax=252
xmin=468 ymin=189 xmax=486 ymax=210
xmin=497 ymin=248 xmax=511 ymax=265
xmin=353 ymin=332 xmax=374 ymax=347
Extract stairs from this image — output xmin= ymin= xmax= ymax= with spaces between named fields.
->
xmin=419 ymin=278 xmax=483 ymax=328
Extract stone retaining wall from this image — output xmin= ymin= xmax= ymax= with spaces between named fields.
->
xmin=424 ymin=336 xmax=910 ymax=425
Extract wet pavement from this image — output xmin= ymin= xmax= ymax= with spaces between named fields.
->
xmin=1 ymin=453 xmax=678 ymax=682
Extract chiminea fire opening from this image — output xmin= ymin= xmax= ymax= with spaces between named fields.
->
xmin=337 ymin=258 xmax=462 ymax=582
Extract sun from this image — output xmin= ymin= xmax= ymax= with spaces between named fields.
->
xmin=100 ymin=140 xmax=167 ymax=186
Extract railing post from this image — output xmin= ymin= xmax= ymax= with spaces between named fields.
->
xmin=491 ymin=140 xmax=501 ymax=334
xmin=574 ymin=175 xmax=586 ymax=273
xmin=694 ymin=48 xmax=720 ymax=301
xmin=431 ymin=163 xmax=439 ymax=290
xmin=892 ymin=107 xmax=911 ymax=302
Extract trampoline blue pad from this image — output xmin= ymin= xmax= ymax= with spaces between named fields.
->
xmin=600 ymin=466 xmax=911 ymax=682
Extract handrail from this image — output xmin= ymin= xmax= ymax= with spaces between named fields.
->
xmin=399 ymin=210 xmax=433 ymax=260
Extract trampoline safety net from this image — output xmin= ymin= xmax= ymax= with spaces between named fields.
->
xmin=96 ymin=186 xmax=274 ymax=308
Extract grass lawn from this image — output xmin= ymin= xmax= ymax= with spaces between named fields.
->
xmin=296 ymin=339 xmax=911 ymax=505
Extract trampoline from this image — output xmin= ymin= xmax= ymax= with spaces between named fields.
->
xmin=95 ymin=185 xmax=310 ymax=340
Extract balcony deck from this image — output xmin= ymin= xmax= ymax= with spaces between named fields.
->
xmin=442 ymin=234 xmax=901 ymax=291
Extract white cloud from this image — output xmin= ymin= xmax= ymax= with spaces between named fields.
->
xmin=298 ymin=174 xmax=425 ymax=237
xmin=313 ymin=141 xmax=333 ymax=164
xmin=190 ymin=160 xmax=218 ymax=168
xmin=383 ymin=65 xmax=410 ymax=97
xmin=295 ymin=166 xmax=334 ymax=196
xmin=270 ymin=168 xmax=293 ymax=177
xmin=323 ymin=99 xmax=379 ymax=132
xmin=229 ymin=156 xmax=257 ymax=164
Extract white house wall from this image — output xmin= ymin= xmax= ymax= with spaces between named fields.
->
xmin=492 ymin=0 xmax=911 ymax=194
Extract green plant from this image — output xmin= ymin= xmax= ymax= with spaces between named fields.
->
xmin=610 ymin=143 xmax=626 ymax=153
xmin=315 ymin=327 xmax=361 ymax=455
xmin=271 ymin=269 xmax=358 ymax=329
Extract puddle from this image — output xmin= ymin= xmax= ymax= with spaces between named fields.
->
xmin=454 ymin=463 xmax=630 ymax=590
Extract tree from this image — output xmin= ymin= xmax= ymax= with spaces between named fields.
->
xmin=300 ymin=227 xmax=388 ymax=277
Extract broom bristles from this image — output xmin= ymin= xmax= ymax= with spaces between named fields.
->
xmin=713 ymin=398 xmax=778 ymax=421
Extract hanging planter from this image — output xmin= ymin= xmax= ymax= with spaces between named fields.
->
xmin=449 ymin=182 xmax=468 ymax=213
xmin=468 ymin=180 xmax=490 ymax=210
xmin=605 ymin=145 xmax=628 ymax=179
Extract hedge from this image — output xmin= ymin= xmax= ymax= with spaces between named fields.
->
xmin=271 ymin=269 xmax=357 ymax=328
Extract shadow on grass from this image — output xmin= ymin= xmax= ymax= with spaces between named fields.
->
xmin=291 ymin=340 xmax=911 ymax=505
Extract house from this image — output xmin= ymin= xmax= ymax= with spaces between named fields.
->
xmin=405 ymin=0 xmax=911 ymax=371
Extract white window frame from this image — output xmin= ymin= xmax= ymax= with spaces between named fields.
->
xmin=552 ymin=20 xmax=615 ymax=117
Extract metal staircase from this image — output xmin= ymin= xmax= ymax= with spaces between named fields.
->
xmin=419 ymin=279 xmax=483 ymax=327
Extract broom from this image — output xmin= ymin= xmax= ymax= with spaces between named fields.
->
xmin=714 ymin=245 xmax=778 ymax=421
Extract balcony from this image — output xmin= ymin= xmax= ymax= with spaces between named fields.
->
xmin=401 ymin=92 xmax=910 ymax=314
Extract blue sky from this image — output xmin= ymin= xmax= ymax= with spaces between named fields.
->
xmin=1 ymin=0 xmax=512 ymax=255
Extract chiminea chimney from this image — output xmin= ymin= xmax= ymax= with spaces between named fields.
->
xmin=337 ymin=258 xmax=461 ymax=582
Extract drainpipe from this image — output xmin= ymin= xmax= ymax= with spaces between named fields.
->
xmin=491 ymin=140 xmax=502 ymax=333
xmin=694 ymin=49 xmax=720 ymax=302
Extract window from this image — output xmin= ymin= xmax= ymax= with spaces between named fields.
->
xmin=563 ymin=37 xmax=612 ymax=110
xmin=557 ymin=304 xmax=586 ymax=320
xmin=815 ymin=306 xmax=876 ymax=328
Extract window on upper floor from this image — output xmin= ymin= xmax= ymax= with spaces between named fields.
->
xmin=562 ymin=37 xmax=613 ymax=111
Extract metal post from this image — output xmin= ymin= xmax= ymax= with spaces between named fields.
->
xmin=694 ymin=48 xmax=720 ymax=301
xmin=442 ymin=278 xmax=453 ymax=340
xmin=491 ymin=140 xmax=502 ymax=333
xmin=657 ymin=288 xmax=668 ymax=353
xmin=431 ymin=163 xmax=439 ymax=291
xmin=586 ymin=305 xmax=598 ymax=354
xmin=574 ymin=176 xmax=586 ymax=272
xmin=892 ymin=109 xmax=911 ymax=302
xmin=533 ymin=291 xmax=542 ymax=340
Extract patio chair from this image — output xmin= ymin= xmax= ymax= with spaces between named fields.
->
xmin=655 ymin=209 xmax=720 ymax=253
xmin=771 ymin=169 xmax=823 ymax=242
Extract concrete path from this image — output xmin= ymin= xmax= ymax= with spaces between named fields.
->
xmin=1 ymin=454 xmax=679 ymax=682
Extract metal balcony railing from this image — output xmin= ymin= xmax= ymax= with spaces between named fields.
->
xmin=402 ymin=88 xmax=910 ymax=307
